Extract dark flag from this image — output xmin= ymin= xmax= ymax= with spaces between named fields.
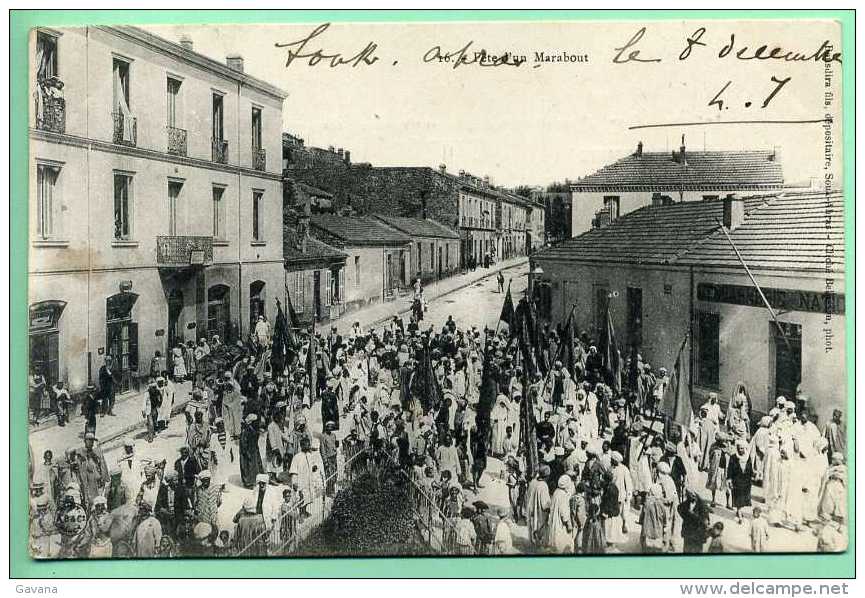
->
xmin=416 ymin=340 xmax=442 ymax=413
xmin=515 ymin=299 xmax=539 ymax=378
xmin=271 ymin=299 xmax=290 ymax=375
xmin=660 ymin=333 xmax=692 ymax=427
xmin=306 ymin=326 xmax=318 ymax=406
xmin=283 ymin=286 xmax=300 ymax=346
xmin=474 ymin=343 xmax=498 ymax=443
xmin=563 ymin=316 xmax=576 ymax=380
xmin=599 ymin=304 xmax=622 ymax=392
xmin=498 ymin=282 xmax=515 ymax=331
xmin=519 ymin=368 xmax=539 ymax=480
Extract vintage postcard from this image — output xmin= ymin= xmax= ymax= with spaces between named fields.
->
xmin=25 ymin=16 xmax=846 ymax=561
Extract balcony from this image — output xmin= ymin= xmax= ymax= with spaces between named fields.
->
xmin=212 ymin=138 xmax=229 ymax=164
xmin=253 ymin=147 xmax=266 ymax=171
xmin=167 ymin=126 xmax=188 ymax=157
xmin=156 ymin=235 xmax=213 ymax=268
xmin=112 ymin=112 xmax=137 ymax=146
xmin=36 ymin=95 xmax=66 ymax=134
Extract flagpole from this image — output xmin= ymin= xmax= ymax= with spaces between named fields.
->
xmin=538 ymin=302 xmax=577 ymax=402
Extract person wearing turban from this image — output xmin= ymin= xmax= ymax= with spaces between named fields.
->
xmin=640 ymin=483 xmax=668 ymax=553
xmin=232 ymin=496 xmax=268 ymax=557
xmin=545 ymin=474 xmax=574 ymax=553
xmin=239 ymin=414 xmax=264 ymax=489
xmin=727 ymin=439 xmax=754 ymax=525
xmin=526 ymin=465 xmax=552 ymax=546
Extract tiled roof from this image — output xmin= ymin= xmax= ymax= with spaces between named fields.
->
xmin=283 ymin=235 xmax=347 ymax=262
xmin=295 ymin=181 xmax=333 ymax=199
xmin=571 ymin=150 xmax=784 ymax=191
xmin=373 ymin=215 xmax=459 ymax=239
xmin=677 ymin=192 xmax=845 ymax=273
xmin=536 ymin=191 xmax=844 ymax=273
xmin=310 ymin=215 xmax=412 ymax=246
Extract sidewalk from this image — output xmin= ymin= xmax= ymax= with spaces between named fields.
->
xmin=328 ymin=256 xmax=528 ymax=335
xmin=28 ymin=381 xmax=193 ymax=459
xmin=28 ymin=258 xmax=527 ymax=457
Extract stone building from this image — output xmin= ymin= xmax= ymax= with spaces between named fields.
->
xmin=570 ymin=139 xmax=785 ymax=236
xmin=531 ymin=190 xmax=845 ymax=426
xmin=29 ymin=26 xmax=286 ymax=393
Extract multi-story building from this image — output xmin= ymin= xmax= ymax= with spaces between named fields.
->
xmin=29 ymin=26 xmax=286 ymax=393
xmin=525 ymin=197 xmax=546 ymax=253
xmin=372 ymin=215 xmax=461 ymax=283
xmin=570 ymin=140 xmax=784 ymax=236
xmin=531 ymin=188 xmax=571 ymax=244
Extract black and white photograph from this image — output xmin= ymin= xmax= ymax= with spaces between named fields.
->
xmin=25 ymin=17 xmax=847 ymax=561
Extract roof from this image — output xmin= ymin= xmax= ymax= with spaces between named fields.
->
xmin=571 ymin=149 xmax=784 ymax=191
xmin=105 ymin=26 xmax=288 ymax=100
xmin=283 ymin=234 xmax=347 ymax=264
xmin=295 ymin=182 xmax=334 ymax=199
xmin=372 ymin=215 xmax=459 ymax=239
xmin=310 ymin=215 xmax=412 ymax=246
xmin=536 ymin=191 xmax=844 ymax=274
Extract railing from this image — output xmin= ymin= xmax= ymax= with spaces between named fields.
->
xmin=156 ymin=235 xmax=214 ymax=267
xmin=235 ymin=441 xmax=371 ymax=557
xmin=253 ymin=147 xmax=266 ymax=171
xmin=112 ymin=112 xmax=137 ymax=146
xmin=167 ymin=126 xmax=188 ymax=156
xmin=212 ymin=138 xmax=229 ymax=164
xmin=36 ymin=95 xmax=66 ymax=134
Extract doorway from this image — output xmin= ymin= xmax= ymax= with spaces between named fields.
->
xmin=106 ymin=293 xmax=139 ymax=393
xmin=167 ymin=289 xmax=184 ymax=350
xmin=772 ymin=321 xmax=802 ymax=403
xmin=249 ymin=280 xmax=266 ymax=329
xmin=626 ymin=287 xmax=643 ymax=352
xmin=207 ymin=284 xmax=231 ymax=342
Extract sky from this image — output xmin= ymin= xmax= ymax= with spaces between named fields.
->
xmin=143 ymin=20 xmax=843 ymax=188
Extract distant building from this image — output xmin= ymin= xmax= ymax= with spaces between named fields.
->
xmin=282 ymin=135 xmax=532 ymax=269
xmin=308 ymin=215 xmax=412 ymax=311
xmin=531 ymin=189 xmax=571 ymax=244
xmin=371 ymin=215 xmax=460 ymax=283
xmin=570 ymin=139 xmax=784 ymax=236
xmin=29 ymin=26 xmax=286 ymax=393
xmin=531 ymin=190 xmax=845 ymax=426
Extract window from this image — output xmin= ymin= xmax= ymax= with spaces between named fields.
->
xmin=695 ymin=311 xmax=720 ymax=388
xmin=166 ymin=77 xmax=181 ymax=127
xmin=36 ymin=163 xmax=60 ymax=240
xmin=252 ymin=190 xmax=263 ymax=241
xmin=167 ymin=181 xmax=183 ymax=236
xmin=772 ymin=322 xmax=802 ymax=402
xmin=430 ymin=242 xmax=434 ymax=269
xmin=603 ymin=196 xmax=620 ymax=220
xmin=36 ymin=32 xmax=58 ymax=81
xmin=113 ymin=172 xmax=133 ymax=240
xmin=592 ymin=282 xmax=610 ymax=337
xmin=212 ymin=93 xmax=224 ymax=141
xmin=293 ymin=271 xmax=305 ymax=313
xmin=324 ymin=270 xmax=332 ymax=307
xmin=251 ymin=107 xmax=262 ymax=151
xmin=354 ymin=256 xmax=360 ymax=288
xmin=212 ymin=186 xmax=226 ymax=240
xmin=626 ymin=287 xmax=643 ymax=349
xmin=113 ymin=58 xmax=131 ymax=110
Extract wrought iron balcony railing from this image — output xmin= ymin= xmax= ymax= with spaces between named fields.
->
xmin=112 ymin=112 xmax=137 ymax=146
xmin=36 ymin=95 xmax=66 ymax=134
xmin=253 ymin=147 xmax=266 ymax=171
xmin=212 ymin=138 xmax=229 ymax=164
xmin=156 ymin=235 xmax=214 ymax=267
xmin=167 ymin=126 xmax=188 ymax=157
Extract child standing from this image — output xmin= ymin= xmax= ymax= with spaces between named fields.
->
xmin=707 ymin=521 xmax=726 ymax=553
xmin=750 ymin=506 xmax=770 ymax=552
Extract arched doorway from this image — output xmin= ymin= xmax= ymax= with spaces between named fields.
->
xmin=29 ymin=300 xmax=66 ymax=385
xmin=207 ymin=284 xmax=231 ymax=342
xmin=249 ymin=280 xmax=266 ymax=329
xmin=106 ymin=292 xmax=139 ymax=393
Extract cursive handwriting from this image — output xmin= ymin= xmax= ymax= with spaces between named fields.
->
xmin=612 ymin=27 xmax=661 ymax=64
xmin=718 ymin=35 xmax=842 ymax=64
xmin=275 ymin=23 xmax=380 ymax=68
xmin=423 ymin=41 xmax=526 ymax=69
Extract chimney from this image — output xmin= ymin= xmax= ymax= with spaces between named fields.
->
xmin=337 ymin=148 xmax=344 ymax=158
xmin=179 ymin=35 xmax=194 ymax=51
xmin=439 ymin=163 xmax=447 ymax=175
xmin=459 ymin=169 xmax=465 ymax=178
xmin=768 ymin=146 xmax=780 ymax=162
xmin=328 ymin=146 xmax=335 ymax=153
xmin=344 ymin=150 xmax=351 ymax=164
xmin=226 ymin=54 xmax=244 ymax=72
xmin=651 ymin=192 xmax=665 ymax=207
xmin=679 ymin=134 xmax=687 ymax=166
xmin=723 ymin=193 xmax=745 ymax=231
xmin=635 ymin=140 xmax=643 ymax=157
xmin=483 ymin=175 xmax=490 ymax=186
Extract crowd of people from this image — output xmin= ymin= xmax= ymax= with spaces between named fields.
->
xmin=29 ymin=293 xmax=848 ymax=559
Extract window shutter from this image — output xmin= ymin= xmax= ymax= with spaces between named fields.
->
xmin=338 ymin=269 xmax=345 ymax=303
xmin=324 ymin=270 xmax=331 ymax=306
